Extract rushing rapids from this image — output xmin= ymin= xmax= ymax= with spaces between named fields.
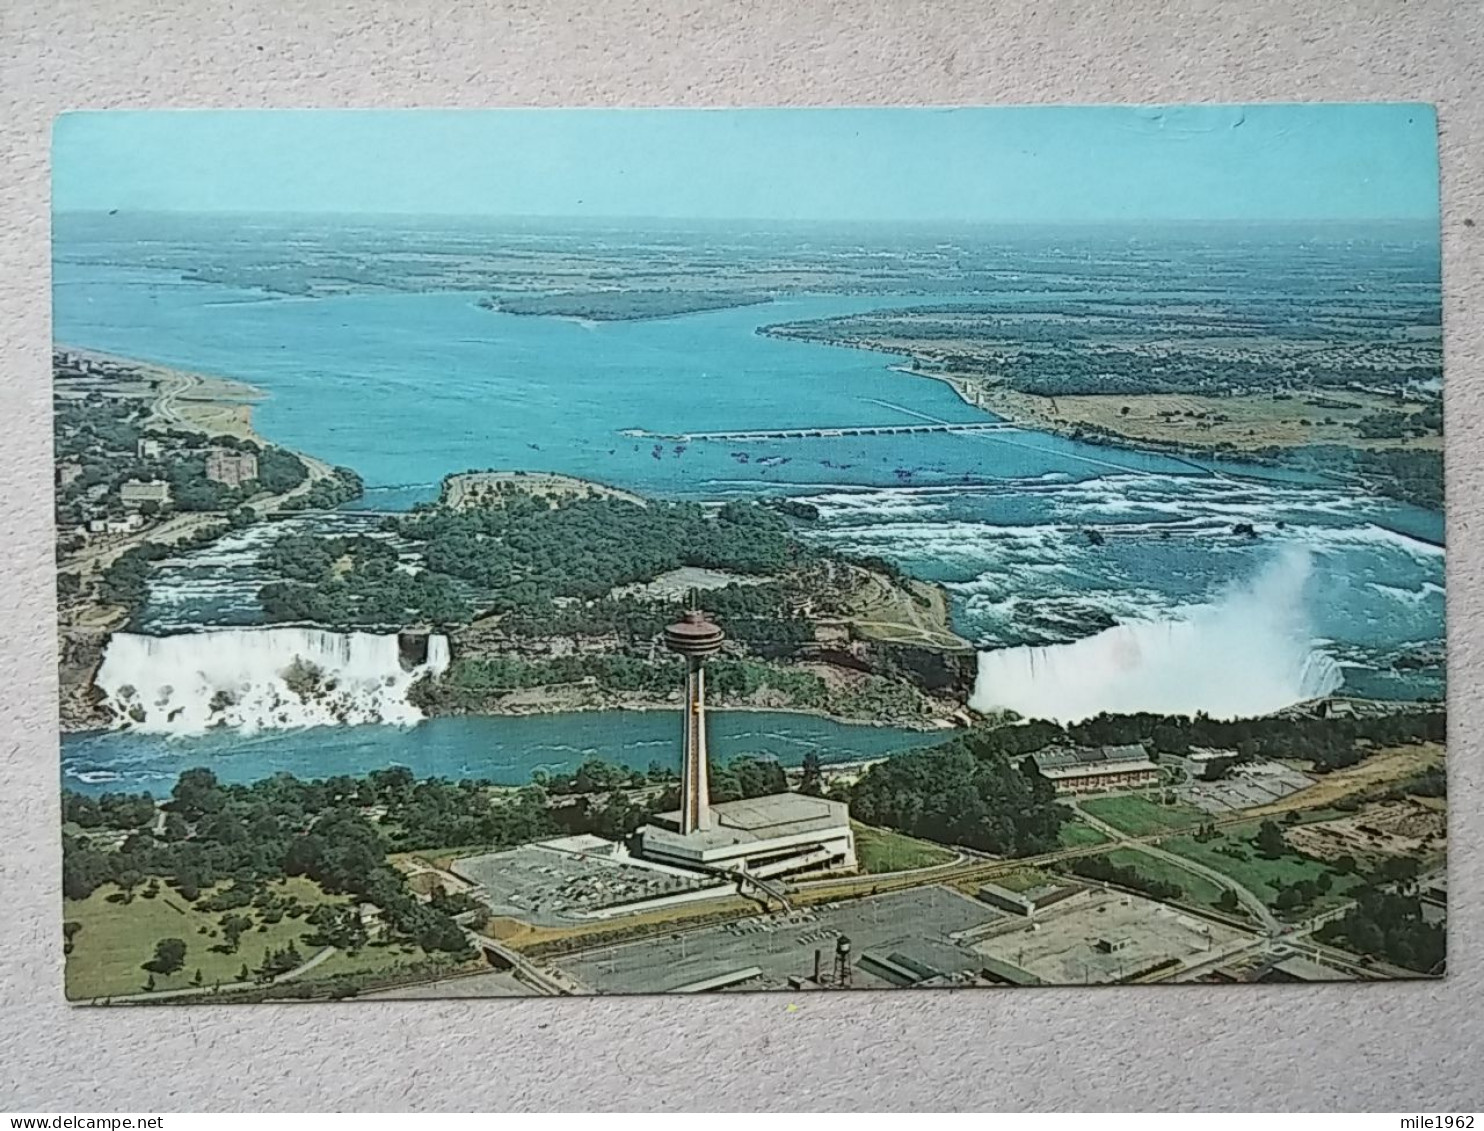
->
xmin=95 ymin=627 xmax=451 ymax=735
xmin=970 ymin=548 xmax=1344 ymax=724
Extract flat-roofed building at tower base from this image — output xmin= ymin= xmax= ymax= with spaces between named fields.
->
xmin=635 ymin=793 xmax=856 ymax=879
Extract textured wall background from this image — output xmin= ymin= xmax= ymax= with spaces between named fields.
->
xmin=1 ymin=0 xmax=1480 ymax=1112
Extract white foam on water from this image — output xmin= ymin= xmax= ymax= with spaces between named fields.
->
xmin=970 ymin=547 xmax=1343 ymax=723
xmin=96 ymin=627 xmax=451 ymax=736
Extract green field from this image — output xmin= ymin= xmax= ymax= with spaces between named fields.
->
xmin=1057 ymin=821 xmax=1111 ymax=849
xmin=1281 ymin=807 xmax=1355 ymax=826
xmin=65 ymin=877 xmax=355 ymax=1001
xmin=993 ymin=868 xmax=1060 ymax=894
xmin=1079 ymin=795 xmax=1207 ymax=837
xmin=853 ymin=823 xmax=957 ymax=874
xmin=312 ymin=941 xmax=433 ymax=980
xmin=1159 ymin=823 xmax=1364 ymax=915
xmin=1100 ymin=848 xmax=1229 ymax=910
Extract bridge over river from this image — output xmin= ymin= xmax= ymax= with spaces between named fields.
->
xmin=620 ymin=421 xmax=1023 ymax=443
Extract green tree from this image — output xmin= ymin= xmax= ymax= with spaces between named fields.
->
xmin=143 ymin=937 xmax=188 ymax=976
xmin=1255 ymin=820 xmax=1286 ymax=860
xmin=799 ymin=750 xmax=823 ymax=797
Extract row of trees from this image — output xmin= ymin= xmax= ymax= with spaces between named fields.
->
xmin=1060 ymin=708 xmax=1444 ymax=772
xmin=1356 ymin=401 xmax=1443 ymax=440
xmin=400 ymin=495 xmax=800 ymax=599
xmin=61 ymin=767 xmax=538 ymax=958
xmin=1316 ymin=886 xmax=1445 ymax=974
xmin=497 ymin=582 xmax=817 ymax=657
xmin=417 ymin=653 xmax=829 ymax=709
xmin=259 ymin=561 xmax=473 ymax=627
xmin=847 ymin=729 xmax=1067 ymax=856
xmin=1068 ymin=855 xmax=1183 ymax=903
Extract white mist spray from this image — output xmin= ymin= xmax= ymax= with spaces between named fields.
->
xmin=971 ymin=547 xmax=1342 ymax=724
xmin=96 ymin=627 xmax=451 ymax=736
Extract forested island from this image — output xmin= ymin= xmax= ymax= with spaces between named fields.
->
xmin=250 ymin=479 xmax=974 ymax=728
xmin=479 ymin=290 xmax=772 ymax=321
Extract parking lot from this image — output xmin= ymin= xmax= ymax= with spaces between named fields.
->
xmin=1176 ymin=761 xmax=1313 ymax=813
xmin=453 ymin=841 xmax=719 ymax=926
xmin=554 ymin=886 xmax=1007 ymax=993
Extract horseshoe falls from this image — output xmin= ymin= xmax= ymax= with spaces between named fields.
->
xmin=970 ymin=548 xmax=1344 ymax=723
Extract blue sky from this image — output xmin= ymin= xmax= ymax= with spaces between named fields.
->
xmin=52 ymin=105 xmax=1439 ymax=222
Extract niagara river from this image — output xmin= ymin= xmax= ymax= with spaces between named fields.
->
xmin=53 ymin=223 xmax=1445 ymax=787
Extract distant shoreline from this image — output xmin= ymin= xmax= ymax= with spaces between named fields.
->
xmin=755 ymin=325 xmax=1444 ymax=513
xmin=56 ymin=344 xmax=269 ymax=443
xmin=420 ymin=695 xmax=960 ymax=733
xmin=479 ymin=290 xmax=773 ymax=322
xmin=60 ymin=701 xmax=959 ymax=743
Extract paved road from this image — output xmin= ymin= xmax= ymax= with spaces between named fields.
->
xmin=466 ymin=934 xmax=567 ymax=995
xmin=1070 ymin=801 xmax=1281 ymax=934
xmin=564 ymin=794 xmax=1338 ymax=941
xmin=92 ymin=945 xmax=338 ymax=1004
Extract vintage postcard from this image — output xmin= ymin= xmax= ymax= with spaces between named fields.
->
xmin=52 ymin=107 xmax=1444 ymax=1001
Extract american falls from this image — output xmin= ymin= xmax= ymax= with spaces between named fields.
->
xmin=95 ymin=627 xmax=451 ymax=735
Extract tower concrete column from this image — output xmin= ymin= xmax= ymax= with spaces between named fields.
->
xmin=681 ymin=658 xmax=711 ymax=833
xmin=665 ymin=609 xmax=725 ymax=837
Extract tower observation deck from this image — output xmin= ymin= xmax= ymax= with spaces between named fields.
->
xmin=666 ymin=610 xmax=725 ymax=834
xmin=634 ymin=608 xmax=856 ymax=882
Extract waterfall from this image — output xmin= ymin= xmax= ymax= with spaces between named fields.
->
xmin=95 ymin=627 xmax=451 ymax=735
xmin=971 ymin=547 xmax=1343 ymax=724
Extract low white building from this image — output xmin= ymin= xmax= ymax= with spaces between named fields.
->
xmin=119 ymin=478 xmax=171 ymax=509
xmin=1031 ymin=744 xmax=1161 ymax=795
xmin=87 ymin=514 xmax=144 ymax=535
xmin=635 ymin=793 xmax=856 ymax=879
xmin=976 ymin=879 xmax=1086 ymax=919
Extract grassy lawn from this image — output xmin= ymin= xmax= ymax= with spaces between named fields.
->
xmin=1080 ymin=794 xmax=1207 ymax=836
xmin=1101 ymin=848 xmax=1228 ymax=910
xmin=63 ymin=877 xmax=348 ymax=1001
xmin=853 ymin=823 xmax=957 ymax=874
xmin=1058 ymin=821 xmax=1110 ymax=849
xmin=993 ymin=868 xmax=1060 ymax=894
xmin=313 ymin=941 xmax=431 ymax=979
xmin=392 ymin=843 xmax=516 ymax=873
xmin=844 ymin=570 xmax=968 ymax=651
xmin=1159 ymin=823 xmax=1365 ymax=915
xmin=1282 ymin=807 xmax=1355 ymax=826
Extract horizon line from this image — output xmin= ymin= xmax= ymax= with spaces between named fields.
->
xmin=51 ymin=208 xmax=1441 ymax=226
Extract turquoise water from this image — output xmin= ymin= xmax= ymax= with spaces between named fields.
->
xmin=53 ymin=264 xmax=1205 ymax=503
xmin=60 ymin=712 xmax=944 ymax=797
xmin=53 ymin=221 xmax=1446 ymax=787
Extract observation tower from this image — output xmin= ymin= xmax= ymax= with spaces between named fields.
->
xmin=633 ymin=607 xmax=855 ymax=881
xmin=665 ymin=608 xmax=726 ymax=834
